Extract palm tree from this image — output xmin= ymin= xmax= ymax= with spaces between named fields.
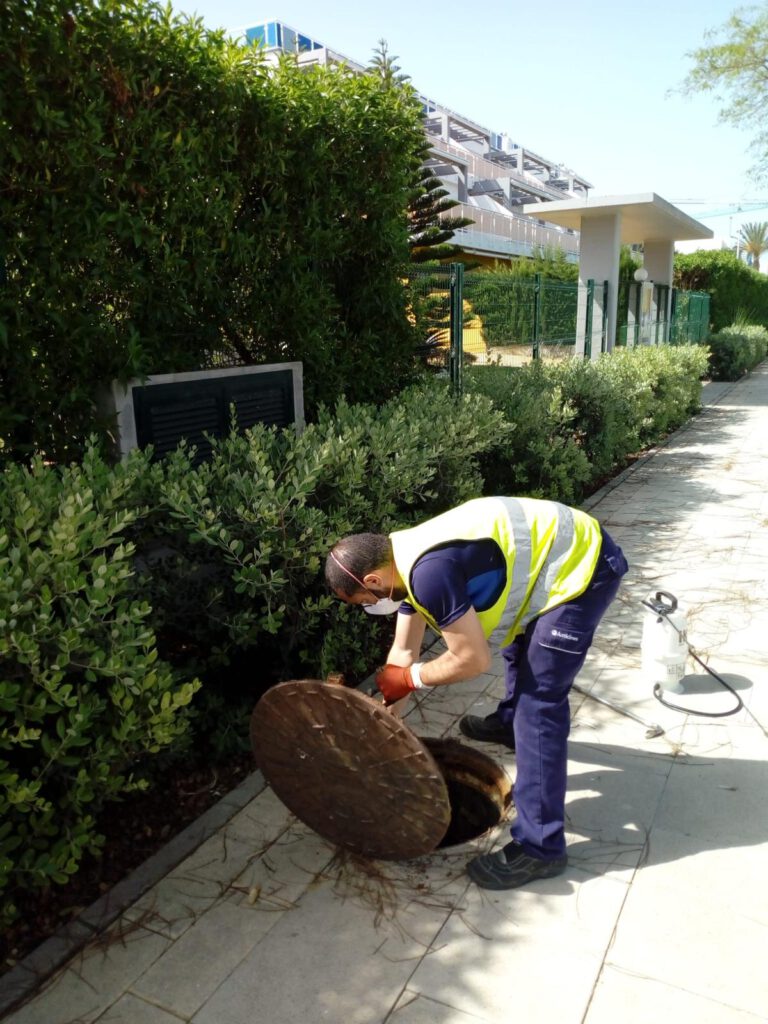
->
xmin=738 ymin=222 xmax=768 ymax=272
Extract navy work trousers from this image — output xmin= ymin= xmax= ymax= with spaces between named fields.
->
xmin=496 ymin=529 xmax=628 ymax=860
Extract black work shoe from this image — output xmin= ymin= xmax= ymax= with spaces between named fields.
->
xmin=466 ymin=841 xmax=568 ymax=890
xmin=459 ymin=712 xmax=515 ymax=750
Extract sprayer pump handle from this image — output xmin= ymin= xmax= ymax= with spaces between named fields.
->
xmin=654 ymin=591 xmax=678 ymax=613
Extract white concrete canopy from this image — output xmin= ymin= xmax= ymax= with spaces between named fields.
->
xmin=520 ymin=193 xmax=713 ymax=356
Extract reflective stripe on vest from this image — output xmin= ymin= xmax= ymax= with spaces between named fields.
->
xmin=390 ymin=497 xmax=602 ymax=648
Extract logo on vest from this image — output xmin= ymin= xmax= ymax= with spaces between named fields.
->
xmin=551 ymin=628 xmax=579 ymax=642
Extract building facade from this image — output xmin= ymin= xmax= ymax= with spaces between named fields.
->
xmin=240 ymin=21 xmax=590 ymax=263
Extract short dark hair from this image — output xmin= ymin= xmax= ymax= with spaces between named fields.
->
xmin=325 ymin=533 xmax=392 ymax=596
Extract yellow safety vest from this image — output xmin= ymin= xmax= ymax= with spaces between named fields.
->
xmin=390 ymin=497 xmax=602 ymax=648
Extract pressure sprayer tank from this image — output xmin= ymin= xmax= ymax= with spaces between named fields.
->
xmin=641 ymin=591 xmax=688 ymax=694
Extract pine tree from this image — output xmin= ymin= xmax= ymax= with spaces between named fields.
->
xmin=408 ymin=153 xmax=475 ymax=263
xmin=369 ymin=41 xmax=473 ymax=263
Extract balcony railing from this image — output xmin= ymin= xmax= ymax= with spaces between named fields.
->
xmin=426 ymin=133 xmax=576 ymax=203
xmin=447 ymin=202 xmax=580 ymax=259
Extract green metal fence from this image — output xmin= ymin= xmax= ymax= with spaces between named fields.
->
xmin=615 ymin=283 xmax=710 ymax=347
xmin=407 ymin=267 xmax=710 ymax=387
xmin=407 ymin=266 xmax=607 ymax=378
xmin=407 ymin=263 xmax=465 ymax=394
xmin=670 ymin=289 xmax=710 ymax=344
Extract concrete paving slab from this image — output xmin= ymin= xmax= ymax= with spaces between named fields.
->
xmin=6 ymin=927 xmax=170 ymax=1024
xmin=652 ymin=747 xmax=768 ymax=843
xmin=406 ymin=869 xmax=629 ymax=1024
xmin=189 ymin=872 xmax=456 ymax=1024
xmin=585 ymin=965 xmax=766 ymax=1024
xmin=121 ymin=832 xmax=262 ymax=940
xmin=98 ymin=992 xmax=188 ymax=1023
xmin=388 ymin=990 xmax=494 ymax=1023
xmin=130 ymin=891 xmax=293 ymax=1019
xmin=604 ymin=844 xmax=768 ymax=1017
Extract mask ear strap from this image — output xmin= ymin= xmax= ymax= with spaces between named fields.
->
xmin=329 ymin=550 xmax=368 ymax=593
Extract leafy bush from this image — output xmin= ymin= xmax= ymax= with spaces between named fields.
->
xmin=0 ymin=446 xmax=199 ymax=925
xmin=138 ymin=379 xmax=510 ymax=699
xmin=467 ymin=345 xmax=708 ymax=503
xmin=674 ymin=249 xmax=768 ymax=332
xmin=466 ymin=363 xmax=592 ymax=502
xmin=0 ymin=379 xmax=508 ymax=918
xmin=0 ymin=0 xmax=425 ymax=461
xmin=702 ymin=324 xmax=768 ymax=380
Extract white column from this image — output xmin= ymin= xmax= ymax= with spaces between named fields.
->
xmin=575 ymin=213 xmax=622 ymax=358
xmin=643 ymin=240 xmax=675 ymax=342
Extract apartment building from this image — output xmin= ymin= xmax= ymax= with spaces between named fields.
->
xmin=241 ymin=20 xmax=590 ymax=263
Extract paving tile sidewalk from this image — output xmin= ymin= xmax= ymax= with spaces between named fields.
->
xmin=4 ymin=365 xmax=768 ymax=1024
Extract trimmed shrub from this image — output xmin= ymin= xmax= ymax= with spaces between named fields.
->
xmin=0 ymin=446 xmax=199 ymax=926
xmin=465 ymin=362 xmax=592 ymax=503
xmin=1 ymin=380 xmax=507 ymax=919
xmin=703 ymin=325 xmax=768 ymax=380
xmin=137 ymin=379 xmax=511 ymax=698
xmin=674 ymin=250 xmax=768 ymax=332
xmin=0 ymin=0 xmax=426 ymax=461
xmin=467 ymin=345 xmax=709 ymax=503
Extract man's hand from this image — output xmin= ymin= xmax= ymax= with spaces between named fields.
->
xmin=375 ymin=664 xmax=416 ymax=704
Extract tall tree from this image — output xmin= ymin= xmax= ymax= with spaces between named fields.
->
xmin=369 ymin=41 xmax=473 ymax=262
xmin=738 ymin=220 xmax=768 ymax=270
xmin=408 ymin=153 xmax=475 ymax=263
xmin=679 ymin=7 xmax=768 ymax=180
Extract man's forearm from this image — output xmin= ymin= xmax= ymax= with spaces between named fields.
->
xmin=418 ymin=647 xmax=489 ymax=687
xmin=386 ymin=612 xmax=427 ymax=666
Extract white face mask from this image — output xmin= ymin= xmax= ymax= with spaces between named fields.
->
xmin=363 ymin=597 xmax=402 ymax=616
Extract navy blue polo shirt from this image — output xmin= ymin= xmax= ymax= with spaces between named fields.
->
xmin=398 ymin=539 xmax=507 ymax=629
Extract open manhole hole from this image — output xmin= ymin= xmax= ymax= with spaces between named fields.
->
xmin=250 ymin=680 xmax=512 ymax=860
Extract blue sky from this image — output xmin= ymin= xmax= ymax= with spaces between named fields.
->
xmin=173 ymin=0 xmax=768 ymax=236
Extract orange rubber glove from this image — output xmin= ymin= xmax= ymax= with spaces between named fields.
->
xmin=375 ymin=664 xmax=416 ymax=704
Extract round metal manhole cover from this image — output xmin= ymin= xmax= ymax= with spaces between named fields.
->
xmin=250 ymin=680 xmax=451 ymax=860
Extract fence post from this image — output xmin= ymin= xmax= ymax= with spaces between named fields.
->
xmin=583 ymin=278 xmax=594 ymax=360
xmin=601 ymin=280 xmax=609 ymax=352
xmin=532 ymin=273 xmax=542 ymax=359
xmin=670 ymin=288 xmax=678 ymax=344
xmin=449 ymin=262 xmax=464 ymax=397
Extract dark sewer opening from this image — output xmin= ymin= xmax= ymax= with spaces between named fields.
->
xmin=421 ymin=738 xmax=512 ymax=849
xmin=438 ymin=777 xmax=503 ymax=847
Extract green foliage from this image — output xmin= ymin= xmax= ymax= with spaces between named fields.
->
xmin=0 ymin=380 xmax=506 ymax=916
xmin=467 ymin=362 xmax=592 ymax=502
xmin=0 ymin=445 xmax=199 ymax=925
xmin=0 ymin=0 xmax=426 ymax=461
xmin=136 ymin=379 xmax=510 ymax=696
xmin=408 ymin=162 xmax=475 ymax=263
xmin=467 ymin=345 xmax=709 ymax=503
xmin=702 ymin=324 xmax=768 ymax=380
xmin=679 ymin=7 xmax=768 ymax=180
xmin=674 ymin=249 xmax=768 ymax=331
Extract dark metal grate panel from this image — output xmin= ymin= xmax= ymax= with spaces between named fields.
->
xmin=131 ymin=369 xmax=296 ymax=461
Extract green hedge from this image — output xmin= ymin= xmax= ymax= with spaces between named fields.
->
xmin=0 ymin=0 xmax=425 ymax=462
xmin=702 ymin=324 xmax=768 ymax=380
xmin=466 ymin=345 xmax=709 ymax=503
xmin=674 ymin=250 xmax=768 ymax=332
xmin=0 ymin=447 xmax=199 ymax=926
xmin=136 ymin=381 xmax=510 ymax=693
xmin=0 ymin=380 xmax=507 ymax=922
